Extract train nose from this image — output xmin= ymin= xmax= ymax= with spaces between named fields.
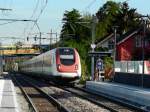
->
xmin=57 ymin=64 xmax=61 ymax=70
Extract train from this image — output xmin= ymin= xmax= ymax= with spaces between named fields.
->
xmin=18 ymin=47 xmax=81 ymax=83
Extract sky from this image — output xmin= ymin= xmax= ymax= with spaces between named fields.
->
xmin=0 ymin=0 xmax=150 ymax=45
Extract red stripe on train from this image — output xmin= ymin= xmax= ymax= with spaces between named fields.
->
xmin=56 ymin=49 xmax=79 ymax=73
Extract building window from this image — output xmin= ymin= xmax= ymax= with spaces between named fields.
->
xmin=135 ymin=35 xmax=142 ymax=47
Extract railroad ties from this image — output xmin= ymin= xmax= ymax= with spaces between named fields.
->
xmin=11 ymin=74 xmax=141 ymax=112
xmin=11 ymin=74 xmax=69 ymax=112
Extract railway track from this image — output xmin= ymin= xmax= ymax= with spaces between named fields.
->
xmin=11 ymin=74 xmax=70 ymax=112
xmin=63 ymin=86 xmax=141 ymax=112
xmin=73 ymin=85 xmax=149 ymax=112
xmin=48 ymin=83 xmax=138 ymax=112
xmin=16 ymin=74 xmax=141 ymax=112
xmin=14 ymin=74 xmax=111 ymax=112
xmin=46 ymin=80 xmax=148 ymax=112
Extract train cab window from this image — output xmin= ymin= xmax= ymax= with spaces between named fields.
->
xmin=58 ymin=48 xmax=75 ymax=65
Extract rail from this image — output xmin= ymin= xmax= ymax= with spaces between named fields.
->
xmin=11 ymin=74 xmax=70 ymax=112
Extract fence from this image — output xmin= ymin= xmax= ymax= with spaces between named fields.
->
xmin=115 ymin=61 xmax=150 ymax=74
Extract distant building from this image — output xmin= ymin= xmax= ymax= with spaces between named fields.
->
xmin=1 ymin=44 xmax=40 ymax=72
xmin=1 ymin=44 xmax=40 ymax=55
xmin=96 ymin=33 xmax=114 ymax=52
xmin=96 ymin=27 xmax=150 ymax=61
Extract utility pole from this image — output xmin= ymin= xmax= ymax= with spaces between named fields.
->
xmin=0 ymin=9 xmax=12 ymax=73
xmin=91 ymin=15 xmax=97 ymax=81
xmin=50 ymin=29 xmax=52 ymax=50
xmin=113 ymin=26 xmax=118 ymax=81
xmin=47 ymin=29 xmax=57 ymax=50
xmin=39 ymin=32 xmax=42 ymax=48
xmin=56 ymin=32 xmax=58 ymax=47
xmin=141 ymin=19 xmax=147 ymax=87
xmin=142 ymin=19 xmax=146 ymax=74
xmin=47 ymin=29 xmax=53 ymax=50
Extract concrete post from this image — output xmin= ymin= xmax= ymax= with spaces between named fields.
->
xmin=91 ymin=15 xmax=97 ymax=80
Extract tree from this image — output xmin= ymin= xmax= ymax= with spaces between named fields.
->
xmin=114 ymin=2 xmax=140 ymax=34
xmin=96 ymin=1 xmax=140 ymax=36
xmin=59 ymin=9 xmax=93 ymax=82
xmin=14 ymin=41 xmax=23 ymax=54
xmin=60 ymin=9 xmax=82 ymax=41
xmin=96 ymin=1 xmax=120 ymax=36
xmin=59 ymin=1 xmax=142 ymax=82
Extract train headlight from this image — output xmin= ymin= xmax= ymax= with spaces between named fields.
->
xmin=57 ymin=64 xmax=61 ymax=70
xmin=75 ymin=65 xmax=78 ymax=70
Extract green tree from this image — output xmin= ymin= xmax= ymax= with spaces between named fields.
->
xmin=96 ymin=1 xmax=140 ymax=37
xmin=60 ymin=9 xmax=82 ymax=41
xmin=115 ymin=2 xmax=140 ymax=34
xmin=59 ymin=1 xmax=142 ymax=82
xmin=14 ymin=41 xmax=23 ymax=54
xmin=96 ymin=1 xmax=120 ymax=36
xmin=60 ymin=9 xmax=93 ymax=82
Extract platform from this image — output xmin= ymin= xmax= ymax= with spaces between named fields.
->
xmin=86 ymin=81 xmax=150 ymax=110
xmin=0 ymin=78 xmax=19 ymax=112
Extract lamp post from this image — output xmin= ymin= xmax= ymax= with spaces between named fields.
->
xmin=91 ymin=15 xmax=97 ymax=81
xmin=141 ymin=19 xmax=147 ymax=87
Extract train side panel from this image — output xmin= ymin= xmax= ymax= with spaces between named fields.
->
xmin=42 ymin=50 xmax=56 ymax=76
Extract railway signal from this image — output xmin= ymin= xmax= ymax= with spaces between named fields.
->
xmin=27 ymin=37 xmax=29 ymax=41
xmin=34 ymin=35 xmax=37 ymax=41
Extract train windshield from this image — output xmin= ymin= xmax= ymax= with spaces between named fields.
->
xmin=58 ymin=48 xmax=75 ymax=65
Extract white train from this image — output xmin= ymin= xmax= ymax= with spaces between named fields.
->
xmin=19 ymin=47 xmax=81 ymax=83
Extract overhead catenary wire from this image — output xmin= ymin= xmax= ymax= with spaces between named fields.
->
xmin=1 ymin=0 xmax=12 ymax=10
xmin=85 ymin=0 xmax=97 ymax=10
xmin=26 ymin=0 xmax=48 ymax=38
xmin=23 ymin=0 xmax=40 ymax=37
xmin=0 ymin=21 xmax=16 ymax=26
xmin=30 ymin=0 xmax=40 ymax=19
xmin=0 ymin=0 xmax=13 ymax=16
xmin=80 ymin=0 xmax=97 ymax=14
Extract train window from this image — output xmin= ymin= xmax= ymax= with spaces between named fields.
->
xmin=59 ymin=48 xmax=74 ymax=55
xmin=43 ymin=54 xmax=51 ymax=66
xmin=58 ymin=48 xmax=75 ymax=65
xmin=60 ymin=55 xmax=74 ymax=59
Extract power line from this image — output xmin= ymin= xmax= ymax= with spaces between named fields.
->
xmin=36 ymin=0 xmax=48 ymax=21
xmin=0 ymin=8 xmax=12 ymax=11
xmin=26 ymin=0 xmax=48 ymax=38
xmin=0 ymin=18 xmax=35 ymax=22
xmin=0 ymin=0 xmax=13 ymax=16
xmin=23 ymin=0 xmax=40 ymax=39
xmin=26 ymin=0 xmax=48 ymax=32
xmin=30 ymin=0 xmax=40 ymax=19
xmin=0 ymin=36 xmax=22 ymax=39
xmin=1 ymin=0 xmax=13 ymax=10
xmin=0 ymin=8 xmax=12 ymax=16
xmin=85 ymin=0 xmax=97 ymax=10
xmin=0 ymin=21 xmax=16 ymax=26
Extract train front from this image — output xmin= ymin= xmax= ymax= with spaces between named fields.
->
xmin=56 ymin=47 xmax=81 ymax=82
